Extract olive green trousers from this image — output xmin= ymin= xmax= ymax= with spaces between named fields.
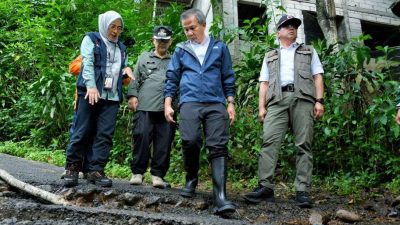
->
xmin=258 ymin=92 xmax=315 ymax=192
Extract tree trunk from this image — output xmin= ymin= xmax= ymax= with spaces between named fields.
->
xmin=316 ymin=0 xmax=338 ymax=46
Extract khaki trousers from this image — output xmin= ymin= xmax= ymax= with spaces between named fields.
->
xmin=258 ymin=92 xmax=314 ymax=192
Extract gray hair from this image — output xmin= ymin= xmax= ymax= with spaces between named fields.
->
xmin=180 ymin=8 xmax=206 ymax=24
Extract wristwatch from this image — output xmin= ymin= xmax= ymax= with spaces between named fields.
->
xmin=227 ymin=100 xmax=235 ymax=105
xmin=315 ymin=98 xmax=324 ymax=105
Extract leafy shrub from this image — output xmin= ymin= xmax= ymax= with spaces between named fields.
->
xmin=0 ymin=0 xmax=399 ymax=193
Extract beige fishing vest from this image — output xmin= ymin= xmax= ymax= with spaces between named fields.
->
xmin=265 ymin=44 xmax=316 ymax=106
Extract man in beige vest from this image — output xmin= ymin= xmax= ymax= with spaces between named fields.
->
xmin=243 ymin=15 xmax=325 ymax=208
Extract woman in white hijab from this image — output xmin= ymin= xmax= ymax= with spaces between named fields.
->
xmin=64 ymin=11 xmax=133 ymax=188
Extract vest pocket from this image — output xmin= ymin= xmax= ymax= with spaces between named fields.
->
xmin=266 ymin=54 xmax=278 ymax=62
xmin=298 ymin=70 xmax=315 ymax=98
xmin=296 ymin=49 xmax=312 ymax=65
xmin=266 ymin=81 xmax=275 ymax=106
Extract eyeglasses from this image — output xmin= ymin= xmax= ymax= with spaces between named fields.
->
xmin=109 ymin=24 xmax=123 ymax=32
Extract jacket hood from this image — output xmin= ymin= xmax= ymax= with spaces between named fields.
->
xmin=98 ymin=11 xmax=124 ymax=43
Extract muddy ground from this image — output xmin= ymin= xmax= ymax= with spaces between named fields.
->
xmin=1 ymin=179 xmax=399 ymax=225
xmin=0 ymin=153 xmax=399 ymax=225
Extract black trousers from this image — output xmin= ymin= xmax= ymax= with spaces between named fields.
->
xmin=66 ymin=96 xmax=119 ymax=172
xmin=131 ymin=111 xmax=176 ymax=178
xmin=66 ymin=109 xmax=93 ymax=172
xmin=179 ymin=102 xmax=230 ymax=160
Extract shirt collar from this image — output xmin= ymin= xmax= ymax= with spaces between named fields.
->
xmin=279 ymin=42 xmax=299 ymax=50
xmin=149 ymin=50 xmax=171 ymax=59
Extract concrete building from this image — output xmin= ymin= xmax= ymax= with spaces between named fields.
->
xmin=182 ymin=0 xmax=400 ymax=51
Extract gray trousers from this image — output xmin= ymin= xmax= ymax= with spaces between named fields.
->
xmin=179 ymin=102 xmax=230 ymax=160
xmin=259 ymin=92 xmax=314 ymax=192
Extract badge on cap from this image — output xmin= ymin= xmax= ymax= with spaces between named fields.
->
xmin=158 ymin=29 xmax=167 ymax=38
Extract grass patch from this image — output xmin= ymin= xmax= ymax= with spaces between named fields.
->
xmin=1 ymin=141 xmax=398 ymax=196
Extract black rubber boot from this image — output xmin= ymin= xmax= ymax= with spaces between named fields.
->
xmin=180 ymin=149 xmax=199 ymax=198
xmin=211 ymin=157 xmax=235 ymax=215
xmin=180 ymin=177 xmax=198 ymax=198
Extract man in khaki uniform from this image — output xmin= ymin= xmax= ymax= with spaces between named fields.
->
xmin=243 ymin=15 xmax=325 ymax=208
xmin=127 ymin=26 xmax=175 ymax=189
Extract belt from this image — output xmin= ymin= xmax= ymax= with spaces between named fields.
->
xmin=281 ymin=84 xmax=294 ymax=92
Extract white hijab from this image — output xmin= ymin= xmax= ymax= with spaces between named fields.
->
xmin=98 ymin=10 xmax=124 ymax=43
xmin=97 ymin=11 xmax=124 ymax=96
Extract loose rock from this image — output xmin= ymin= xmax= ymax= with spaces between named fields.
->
xmin=309 ymin=211 xmax=323 ymax=225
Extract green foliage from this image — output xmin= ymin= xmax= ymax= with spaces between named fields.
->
xmin=0 ymin=141 xmax=65 ymax=166
xmin=0 ymin=0 xmax=185 ymax=151
xmin=0 ymin=0 xmax=398 ymax=194
xmin=319 ymin=171 xmax=380 ymax=196
xmin=312 ymin=36 xmax=400 ymax=184
xmin=386 ymin=177 xmax=400 ymax=194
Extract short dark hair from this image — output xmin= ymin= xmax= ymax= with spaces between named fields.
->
xmin=180 ymin=8 xmax=206 ymax=24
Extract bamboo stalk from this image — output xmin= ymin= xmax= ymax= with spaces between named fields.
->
xmin=0 ymin=169 xmax=69 ymax=206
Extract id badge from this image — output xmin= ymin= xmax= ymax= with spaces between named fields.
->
xmin=104 ymin=77 xmax=113 ymax=90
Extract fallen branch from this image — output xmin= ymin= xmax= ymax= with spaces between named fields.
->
xmin=0 ymin=169 xmax=69 ymax=206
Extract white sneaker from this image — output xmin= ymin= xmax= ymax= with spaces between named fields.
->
xmin=129 ymin=174 xmax=143 ymax=185
xmin=152 ymin=175 xmax=171 ymax=189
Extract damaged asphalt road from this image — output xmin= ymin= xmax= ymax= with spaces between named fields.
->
xmin=0 ymin=153 xmax=399 ymax=225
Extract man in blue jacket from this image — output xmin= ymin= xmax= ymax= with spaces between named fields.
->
xmin=164 ymin=8 xmax=236 ymax=215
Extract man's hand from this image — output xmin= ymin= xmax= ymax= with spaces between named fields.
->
xmin=314 ymin=102 xmax=324 ymax=119
xmin=128 ymin=97 xmax=138 ymax=111
xmin=258 ymin=106 xmax=267 ymax=122
xmin=164 ymin=106 xmax=175 ymax=123
xmin=227 ymin=103 xmax=236 ymax=125
xmin=164 ymin=97 xmax=175 ymax=123
xmin=85 ymin=87 xmax=100 ymax=105
xmin=396 ymin=109 xmax=400 ymax=125
xmin=122 ymin=67 xmax=134 ymax=80
xmin=258 ymin=81 xmax=268 ymax=123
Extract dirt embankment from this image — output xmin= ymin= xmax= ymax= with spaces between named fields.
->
xmin=1 ymin=178 xmax=399 ymax=225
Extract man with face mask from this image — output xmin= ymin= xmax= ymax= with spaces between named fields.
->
xmin=127 ymin=26 xmax=175 ymax=189
xmin=63 ymin=11 xmax=133 ymax=188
